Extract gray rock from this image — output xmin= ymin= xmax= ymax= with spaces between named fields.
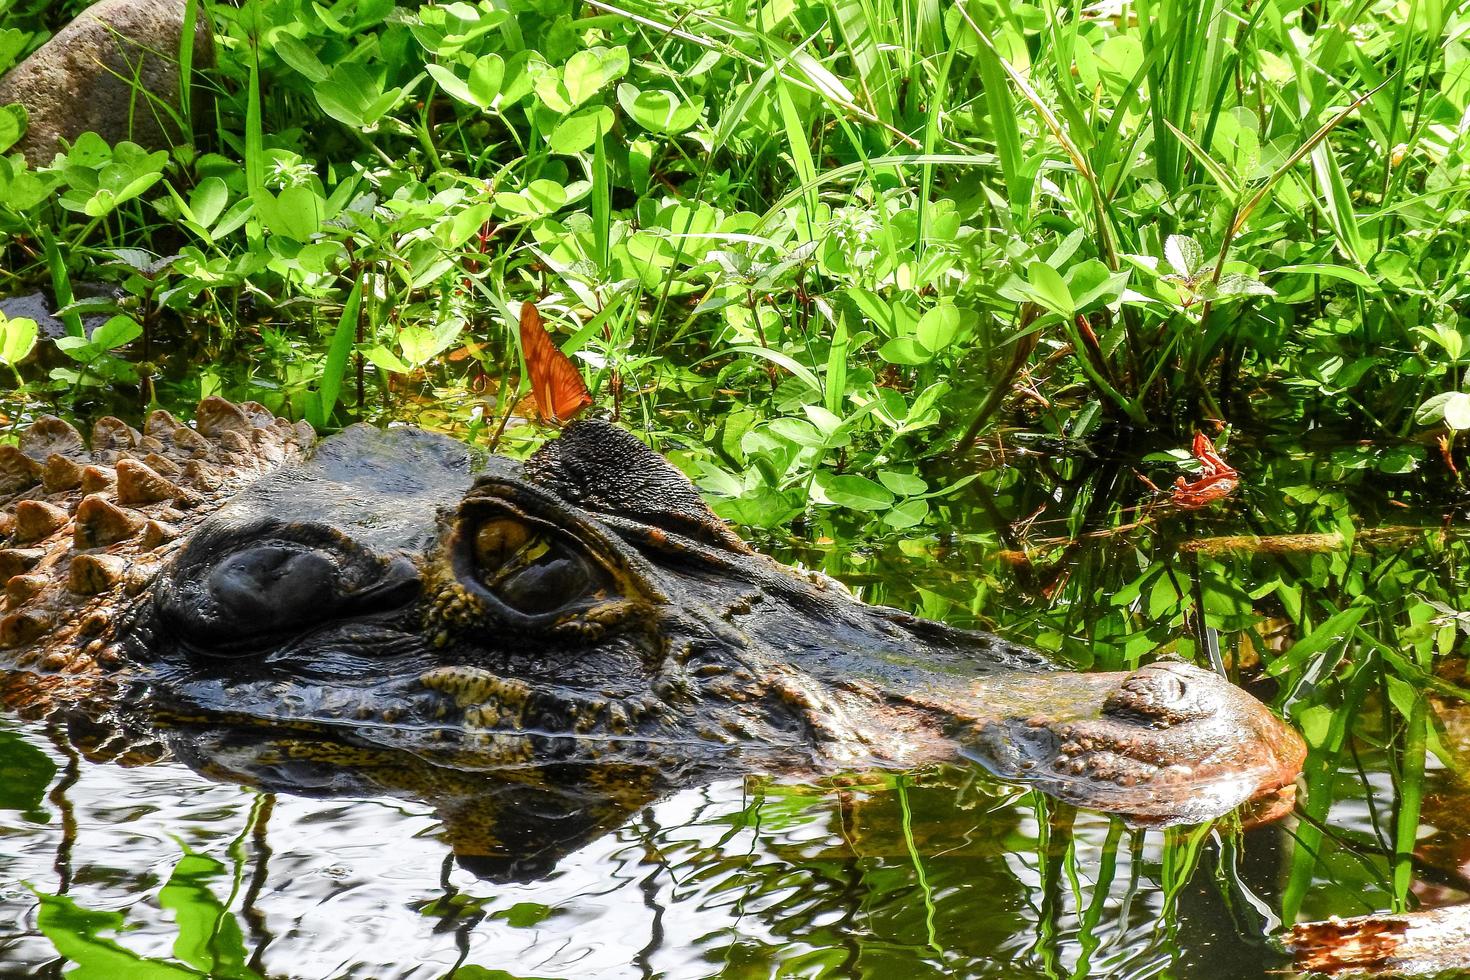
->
xmin=0 ymin=284 xmax=120 ymax=340
xmin=0 ymin=0 xmax=212 ymax=167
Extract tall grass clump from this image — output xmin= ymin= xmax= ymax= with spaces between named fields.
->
xmin=0 ymin=0 xmax=1465 ymax=531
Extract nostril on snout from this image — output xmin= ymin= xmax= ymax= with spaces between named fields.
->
xmin=1105 ymin=662 xmax=1217 ymax=727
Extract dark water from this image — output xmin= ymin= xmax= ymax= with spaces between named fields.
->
xmin=1 ymin=431 xmax=1467 ymax=979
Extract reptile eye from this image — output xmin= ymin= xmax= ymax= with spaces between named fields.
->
xmin=474 ymin=518 xmax=532 ymax=569
xmin=495 ymin=554 xmax=592 ymax=614
xmin=467 ymin=517 xmax=602 ymax=615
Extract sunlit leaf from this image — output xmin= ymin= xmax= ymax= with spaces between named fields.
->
xmin=549 ymin=105 xmax=614 ymax=154
xmin=1026 ymin=261 xmax=1073 ymax=316
xmin=1165 ymin=235 xmax=1203 ymax=278
xmin=815 ymin=471 xmax=894 ymax=510
xmin=0 ymin=312 xmax=38 ymax=365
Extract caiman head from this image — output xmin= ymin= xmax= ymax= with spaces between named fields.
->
xmin=0 ymin=400 xmax=1304 ymax=827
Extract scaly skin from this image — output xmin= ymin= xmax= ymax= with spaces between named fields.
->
xmin=0 ymin=398 xmax=313 ymax=672
xmin=0 ymin=400 xmax=1305 ymax=846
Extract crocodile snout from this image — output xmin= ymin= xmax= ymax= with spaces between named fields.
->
xmin=958 ymin=662 xmax=1306 ymax=826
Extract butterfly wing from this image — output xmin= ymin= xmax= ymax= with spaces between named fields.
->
xmin=519 ymin=301 xmax=593 ymax=424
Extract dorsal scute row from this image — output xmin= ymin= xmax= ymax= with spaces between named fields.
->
xmin=0 ymin=398 xmax=315 ymax=669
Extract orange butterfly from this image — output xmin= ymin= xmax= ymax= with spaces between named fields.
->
xmin=518 ymin=300 xmax=593 ymax=425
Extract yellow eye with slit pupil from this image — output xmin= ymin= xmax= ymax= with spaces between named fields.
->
xmin=460 ymin=512 xmax=616 ymax=617
xmin=474 ymin=518 xmax=531 ymax=570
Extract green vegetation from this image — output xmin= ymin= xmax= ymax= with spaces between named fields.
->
xmin=3 ymin=0 xmax=1468 ymax=527
xmin=3 ymin=0 xmax=1470 ymax=969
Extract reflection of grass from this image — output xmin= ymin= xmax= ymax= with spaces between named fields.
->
xmin=777 ymin=440 xmax=1470 ymax=930
xmin=31 ymin=844 xmax=261 ymax=979
xmin=895 ymin=775 xmax=941 ymax=955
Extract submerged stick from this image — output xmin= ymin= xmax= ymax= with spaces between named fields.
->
xmin=1179 ymin=526 xmax=1453 ymax=557
xmin=1286 ymin=903 xmax=1470 ymax=976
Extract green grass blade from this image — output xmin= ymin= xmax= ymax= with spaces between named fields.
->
xmin=591 ymin=118 xmax=610 ymax=275
xmin=40 ymin=227 xmax=82 ymax=338
xmin=1231 ymin=78 xmax=1393 ymax=239
xmin=311 ymin=274 xmax=364 ymax=430
xmin=178 ymin=0 xmax=199 ymax=142
xmin=244 ymin=18 xmax=264 ymax=197
xmin=1162 ymin=119 xmax=1242 ymax=199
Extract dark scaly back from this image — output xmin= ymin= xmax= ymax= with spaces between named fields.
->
xmin=0 ymin=398 xmax=314 ymax=679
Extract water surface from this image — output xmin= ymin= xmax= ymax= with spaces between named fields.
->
xmin=1 ymin=430 xmax=1466 ymax=978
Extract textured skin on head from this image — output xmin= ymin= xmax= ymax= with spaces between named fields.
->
xmin=526 ymin=420 xmax=749 ymax=552
xmin=0 ymin=399 xmax=314 ymax=674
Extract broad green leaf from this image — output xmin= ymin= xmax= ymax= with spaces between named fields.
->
xmin=1026 ymin=261 xmax=1073 ymax=316
xmin=316 ymin=63 xmax=385 ymax=128
xmin=1377 ymin=447 xmax=1422 ymax=474
xmin=549 ymin=105 xmax=614 ymax=154
xmin=815 ymin=471 xmax=894 ymax=511
xmin=399 ymin=322 xmax=460 ymax=365
xmin=469 ymin=54 xmax=505 ymax=106
xmin=254 ymin=185 xmax=323 ymax=241
xmin=82 ymin=188 xmax=123 ymax=217
xmin=883 ymin=497 xmax=930 ymax=528
xmin=878 ymin=336 xmax=931 ymax=365
xmin=445 ymin=202 xmax=493 ymax=249
xmin=1208 ymin=274 xmax=1274 ymax=299
xmin=0 ymin=30 xmax=26 ymax=74
xmin=190 ymin=177 xmax=229 ymax=228
xmin=802 ymin=404 xmax=844 ymax=436
xmin=562 ymin=49 xmax=610 ymax=107
xmin=877 ymin=470 xmax=928 ymax=495
xmin=427 ymin=63 xmax=480 ymax=108
xmin=66 ymin=131 xmax=112 ymax=169
xmin=273 ymin=36 xmax=329 ymax=82
xmin=312 ymin=0 xmax=351 ymax=33
xmin=915 ymin=302 xmax=962 ymax=352
xmin=711 ymin=488 xmax=803 ymax=528
xmin=617 ymin=84 xmax=703 ymax=134
xmin=768 ymin=416 xmax=825 ymax=447
xmin=0 ymin=313 xmax=38 ymax=365
xmin=493 ymin=179 xmax=567 ymax=217
xmin=1418 ymin=391 xmax=1470 ymax=430
xmin=0 ymin=102 xmax=25 ymax=155
xmin=1447 ymin=393 xmax=1470 ymax=431
xmin=1165 ymin=235 xmax=1203 ymax=278
xmin=91 ymin=315 xmax=142 ymax=351
xmin=111 ymin=169 xmax=166 ymax=209
xmin=364 ymin=344 xmax=411 ymax=374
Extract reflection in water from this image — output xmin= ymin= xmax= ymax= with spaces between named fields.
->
xmin=0 ymin=718 xmax=1328 ymax=978
xmin=0 ymin=434 xmax=1468 ymax=977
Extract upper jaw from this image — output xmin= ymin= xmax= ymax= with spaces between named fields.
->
xmin=937 ymin=661 xmax=1306 ymax=826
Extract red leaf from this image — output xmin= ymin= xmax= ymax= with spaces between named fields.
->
xmin=1169 ymin=432 xmax=1238 ymax=509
